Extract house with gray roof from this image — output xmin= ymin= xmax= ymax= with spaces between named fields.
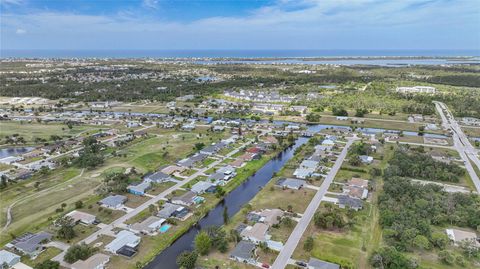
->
xmin=308 ymin=258 xmax=340 ymax=269
xmin=293 ymin=167 xmax=316 ymax=179
xmin=276 ymin=178 xmax=305 ymax=190
xmin=359 ymin=155 xmax=373 ymax=164
xmin=230 ymin=241 xmax=257 ymax=265
xmin=300 ymin=159 xmax=319 ymax=170
xmin=105 ymin=230 xmax=140 ymax=256
xmin=99 ymin=195 xmax=127 ymax=210
xmin=130 ymin=216 xmax=165 ymax=235
xmin=6 ymin=232 xmax=52 ymax=257
xmin=157 ymin=203 xmax=190 ymax=219
xmin=144 ymin=171 xmax=174 ymax=183
xmin=171 ymin=191 xmax=201 ymax=206
xmin=338 ymin=195 xmax=363 ymax=211
xmin=190 ymin=181 xmax=215 ymax=194
xmin=127 ymin=181 xmax=151 ymax=196
xmin=178 ymin=153 xmax=207 ymax=168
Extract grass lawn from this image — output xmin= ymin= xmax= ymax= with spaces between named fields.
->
xmin=124 ymin=193 xmax=150 ymax=208
xmin=146 ymin=181 xmax=176 ymax=195
xmin=0 ymin=121 xmax=107 ymax=143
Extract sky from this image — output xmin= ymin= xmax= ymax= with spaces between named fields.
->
xmin=1 ymin=0 xmax=479 ymax=51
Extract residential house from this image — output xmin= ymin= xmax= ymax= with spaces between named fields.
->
xmin=190 ymin=181 xmax=215 ymax=194
xmin=161 ymin=165 xmax=185 ymax=175
xmin=276 ymin=178 xmax=305 ymax=190
xmin=127 ymin=181 xmax=151 ymax=196
xmin=230 ymin=241 xmax=257 ymax=265
xmin=293 ymin=167 xmax=316 ymax=179
xmin=144 ymin=171 xmax=175 ymax=183
xmin=99 ymin=195 xmax=127 ymax=210
xmin=71 ymin=253 xmax=110 ymax=269
xmin=105 ymin=230 xmax=141 ymax=257
xmin=240 ymin=223 xmax=269 ymax=244
xmin=65 ymin=211 xmax=97 ymax=225
xmin=359 ymin=155 xmax=373 ymax=164
xmin=308 ymin=258 xmax=340 ymax=269
xmin=171 ymin=191 xmax=204 ymax=207
xmin=0 ymin=250 xmax=20 ymax=268
xmin=258 ymin=209 xmax=284 ymax=226
xmin=6 ymin=232 xmax=52 ymax=257
xmin=178 ymin=153 xmax=207 ymax=168
xmin=239 ymin=152 xmax=260 ymax=162
xmin=445 ymin=229 xmax=479 ymax=246
xmin=157 ymin=203 xmax=190 ymax=219
xmin=130 ymin=216 xmax=165 ymax=235
xmin=338 ymin=195 xmax=363 ymax=211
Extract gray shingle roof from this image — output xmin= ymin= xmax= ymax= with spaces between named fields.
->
xmin=230 ymin=241 xmax=255 ymax=260
xmin=308 ymin=258 xmax=340 ymax=269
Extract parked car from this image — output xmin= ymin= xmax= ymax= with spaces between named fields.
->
xmin=295 ymin=261 xmax=307 ymax=267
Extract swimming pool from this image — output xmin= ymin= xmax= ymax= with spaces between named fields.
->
xmin=159 ymin=224 xmax=171 ymax=233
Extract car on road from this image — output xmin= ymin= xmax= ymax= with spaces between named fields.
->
xmin=261 ymin=263 xmax=270 ymax=268
xmin=295 ymin=261 xmax=307 ymax=267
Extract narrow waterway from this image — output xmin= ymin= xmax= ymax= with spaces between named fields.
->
xmin=0 ymin=147 xmax=34 ymax=159
xmin=144 ymin=136 xmax=309 ymax=269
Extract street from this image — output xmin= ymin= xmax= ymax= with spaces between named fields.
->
xmin=271 ymin=137 xmax=357 ymax=269
xmin=434 ymin=101 xmax=480 ymax=193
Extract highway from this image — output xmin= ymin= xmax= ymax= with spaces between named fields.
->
xmin=271 ymin=137 xmax=357 ymax=269
xmin=434 ymin=101 xmax=480 ymax=192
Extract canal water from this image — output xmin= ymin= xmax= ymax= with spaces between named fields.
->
xmin=0 ymin=147 xmax=34 ymax=159
xmin=144 ymin=136 xmax=309 ymax=269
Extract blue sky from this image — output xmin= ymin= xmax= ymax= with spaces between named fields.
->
xmin=1 ymin=0 xmax=479 ymax=50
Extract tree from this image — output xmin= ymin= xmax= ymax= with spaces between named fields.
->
xmin=332 ymin=106 xmax=348 ymax=116
xmin=413 ymin=235 xmax=431 ymax=250
xmin=194 ymin=142 xmax=205 ymax=151
xmin=34 ymin=260 xmax=60 ymax=269
xmin=74 ymin=200 xmax=83 ymax=209
xmin=194 ymin=231 xmax=212 ymax=255
xmin=176 ymin=251 xmax=198 ymax=269
xmin=306 ymin=113 xmax=321 ymax=122
xmin=64 ymin=243 xmax=95 ymax=263
xmin=355 ymin=108 xmax=369 ymax=117
xmin=304 ymin=236 xmax=314 ymax=252
xmin=149 ymin=204 xmax=158 ymax=215
xmin=431 ymin=232 xmax=449 ymax=249
xmin=223 ymin=206 xmax=229 ymax=224
xmin=56 ymin=216 xmax=76 ymax=240
xmin=438 ymin=250 xmax=455 ymax=265
xmin=370 ymin=247 xmax=417 ymax=269
xmin=348 ymin=154 xmax=361 ymax=166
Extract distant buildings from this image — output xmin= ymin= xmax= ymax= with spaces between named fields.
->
xmin=395 ymin=86 xmax=436 ymax=94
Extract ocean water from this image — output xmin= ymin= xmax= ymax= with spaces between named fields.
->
xmin=1 ymin=49 xmax=479 ymax=58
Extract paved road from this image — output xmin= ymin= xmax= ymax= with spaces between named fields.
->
xmin=434 ymin=102 xmax=480 ymax=192
xmin=80 ymin=138 xmax=254 ymax=245
xmin=271 ymin=137 xmax=357 ymax=269
xmin=385 ymin=139 xmax=454 ymax=149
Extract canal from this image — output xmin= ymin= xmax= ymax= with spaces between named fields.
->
xmin=144 ymin=136 xmax=310 ymax=269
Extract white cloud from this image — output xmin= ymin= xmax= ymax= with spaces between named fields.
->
xmin=15 ymin=28 xmax=26 ymax=34
xmin=1 ymin=0 xmax=24 ymax=5
xmin=1 ymin=0 xmax=479 ymax=50
xmin=142 ymin=0 xmax=159 ymax=10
